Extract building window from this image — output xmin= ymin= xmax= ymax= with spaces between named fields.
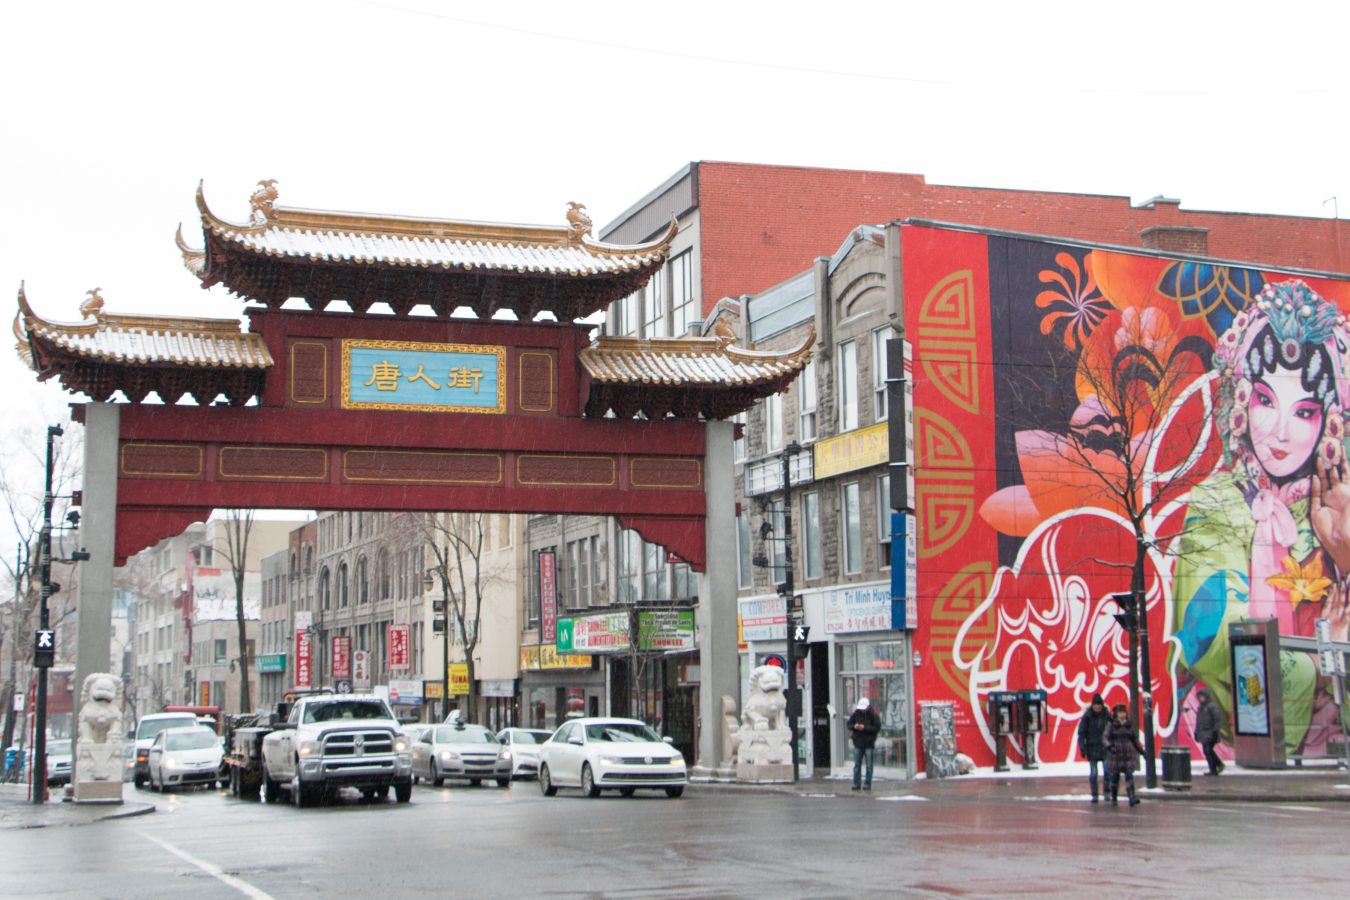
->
xmin=737 ymin=511 xmax=752 ymax=589
xmin=672 ymin=560 xmax=693 ymax=600
xmin=764 ymin=393 xmax=783 ymax=454
xmin=802 ymin=490 xmax=822 ymax=580
xmin=873 ymin=327 xmax=893 ymax=421
xmin=798 ymin=359 xmax=817 ymax=442
xmin=357 ymin=557 xmax=368 ymax=604
xmin=616 ymin=528 xmax=642 ymax=603
xmin=338 ymin=562 xmax=349 ymax=608
xmin=732 ymin=412 xmax=747 ymax=464
xmin=842 ymin=482 xmax=862 ymax=575
xmin=320 ymin=567 xmax=331 ymax=610
xmin=838 ymin=340 xmax=859 ymax=432
xmin=213 ymin=639 xmax=227 ymax=663
xmin=767 ymin=498 xmax=786 ymax=580
xmin=642 ymin=540 xmax=668 ymax=600
xmin=643 ymin=277 xmax=665 ymax=338
xmin=671 ymin=251 xmax=694 ymax=336
xmin=878 ymin=474 xmax=892 ymax=570
xmin=568 ymin=538 xmax=592 ymax=609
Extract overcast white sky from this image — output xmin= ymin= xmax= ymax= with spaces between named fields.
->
xmin=1 ymin=0 xmax=1347 ymax=535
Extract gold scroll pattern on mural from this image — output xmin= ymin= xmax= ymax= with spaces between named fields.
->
xmin=914 ymin=408 xmax=974 ymax=559
xmin=927 ymin=562 xmax=997 ymax=704
xmin=917 ymin=269 xmax=979 ymax=415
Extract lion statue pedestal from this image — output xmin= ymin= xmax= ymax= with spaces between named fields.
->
xmin=736 ymin=664 xmax=794 ymax=783
xmin=73 ymin=672 xmax=124 ymax=803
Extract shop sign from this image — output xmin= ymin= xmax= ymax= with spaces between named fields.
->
xmin=388 ymin=679 xmax=423 ymax=705
xmin=739 ymin=596 xmax=787 ymax=641
xmin=332 ymin=636 xmax=351 ymax=678
xmin=257 ymin=653 xmax=286 ymax=674
xmin=824 ymin=581 xmax=893 ymax=634
xmin=481 ymin=678 xmax=515 ymax=698
xmin=890 ymin=512 xmax=918 ymax=632
xmin=200 ymin=682 xmax=210 ymax=706
xmin=539 ymin=550 xmax=557 ymax=644
xmin=449 ymin=663 xmax=470 ymax=696
xmin=813 ymin=421 xmax=888 ymax=479
xmin=387 ymin=624 xmax=410 ymax=671
xmin=519 ymin=644 xmax=593 ymax=670
xmin=424 ymin=681 xmax=444 ymax=700
xmin=557 ymin=613 xmax=630 ymax=653
xmin=295 ymin=633 xmax=312 ymax=688
xmin=353 ymin=650 xmax=371 ymax=690
xmin=637 ymin=609 xmax=695 ymax=651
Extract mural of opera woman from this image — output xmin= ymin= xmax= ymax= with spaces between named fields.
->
xmin=1174 ymin=279 xmax=1350 ymax=756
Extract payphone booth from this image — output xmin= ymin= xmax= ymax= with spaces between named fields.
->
xmin=1017 ymin=690 xmax=1047 ymax=770
xmin=989 ymin=691 xmax=1018 ymax=772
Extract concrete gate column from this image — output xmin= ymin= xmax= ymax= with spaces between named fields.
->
xmin=696 ymin=420 xmax=737 ymax=772
xmin=73 ymin=402 xmax=120 ymax=801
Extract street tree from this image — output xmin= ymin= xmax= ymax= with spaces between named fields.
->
xmin=213 ymin=509 xmax=256 ymax=713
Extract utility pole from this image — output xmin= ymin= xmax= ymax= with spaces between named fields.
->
xmin=32 ymin=425 xmax=61 ymax=804
xmin=780 ymin=441 xmax=802 ymax=783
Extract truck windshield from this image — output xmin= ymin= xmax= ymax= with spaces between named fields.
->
xmin=136 ymin=717 xmax=198 ymax=742
xmin=303 ymin=701 xmax=392 ymax=723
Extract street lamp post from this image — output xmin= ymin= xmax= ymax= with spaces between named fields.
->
xmin=780 ymin=441 xmax=802 ymax=783
xmin=32 ymin=425 xmax=61 ymax=804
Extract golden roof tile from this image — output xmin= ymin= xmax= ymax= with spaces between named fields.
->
xmin=581 ymin=327 xmax=813 ymax=387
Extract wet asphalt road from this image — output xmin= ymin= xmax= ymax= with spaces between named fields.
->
xmin=2 ymin=779 xmax=1347 ymax=899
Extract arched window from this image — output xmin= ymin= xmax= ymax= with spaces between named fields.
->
xmin=338 ymin=562 xmax=349 ymax=608
xmin=319 ymin=567 xmax=331 ymax=610
xmin=357 ymin=557 xmax=368 ymax=604
xmin=304 ymin=545 xmax=313 ymax=576
xmin=377 ymin=549 xmax=391 ymax=601
xmin=289 ymin=553 xmax=298 ymax=581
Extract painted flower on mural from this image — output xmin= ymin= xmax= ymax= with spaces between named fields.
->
xmin=953 ymin=510 xmax=1177 ymax=764
xmin=1157 ymin=261 xmax=1265 ymax=341
xmin=1264 ymin=554 xmax=1333 ymax=609
xmin=1035 ymin=251 xmax=1111 ymax=350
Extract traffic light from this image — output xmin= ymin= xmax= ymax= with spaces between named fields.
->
xmin=34 ymin=629 xmax=55 ymax=668
xmin=1110 ymin=593 xmax=1138 ymax=632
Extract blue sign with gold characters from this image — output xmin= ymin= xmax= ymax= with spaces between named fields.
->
xmin=342 ymin=339 xmax=506 ymax=413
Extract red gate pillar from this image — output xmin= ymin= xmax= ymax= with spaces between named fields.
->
xmin=696 ymin=420 xmax=738 ymax=772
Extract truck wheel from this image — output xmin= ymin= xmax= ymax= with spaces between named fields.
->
xmin=297 ymin=780 xmax=320 ymax=808
xmin=581 ymin=764 xmax=601 ymax=798
xmin=665 ymin=786 xmax=684 ymax=798
xmin=539 ymin=765 xmax=557 ymax=797
xmin=263 ymin=770 xmax=281 ymax=803
xmin=134 ymin=772 xmax=146 ymax=789
xmin=496 ymin=777 xmax=510 ymax=788
xmin=394 ymin=781 xmax=412 ymax=803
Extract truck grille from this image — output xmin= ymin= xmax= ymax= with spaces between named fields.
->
xmin=323 ymin=730 xmax=394 ymax=757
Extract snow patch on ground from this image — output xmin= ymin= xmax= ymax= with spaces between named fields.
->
xmin=876 ymin=795 xmax=929 ymax=802
xmin=1016 ymin=793 xmax=1092 ymax=802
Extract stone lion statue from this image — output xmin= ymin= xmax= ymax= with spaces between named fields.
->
xmin=720 ymin=695 xmax=739 ymax=769
xmin=76 ymin=672 xmax=123 ymax=783
xmin=738 ymin=664 xmax=791 ymax=766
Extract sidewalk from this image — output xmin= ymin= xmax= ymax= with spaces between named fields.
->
xmin=693 ymin=760 xmax=1350 ymax=803
xmin=0 ymin=783 xmax=155 ymax=830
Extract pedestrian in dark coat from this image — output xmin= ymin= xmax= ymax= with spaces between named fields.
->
xmin=1193 ymin=688 xmax=1225 ymax=776
xmin=1103 ymin=703 xmax=1144 ymax=807
xmin=1076 ymin=693 xmax=1110 ymax=802
xmin=847 ymin=698 xmax=881 ymax=790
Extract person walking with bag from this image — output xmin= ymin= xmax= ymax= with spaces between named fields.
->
xmin=1076 ymin=693 xmax=1110 ymax=803
xmin=847 ymin=698 xmax=881 ymax=791
xmin=1193 ymin=689 xmax=1225 ymax=775
xmin=1103 ymin=703 xmax=1144 ymax=807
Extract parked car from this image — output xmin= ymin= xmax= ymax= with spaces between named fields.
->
xmin=496 ymin=728 xmax=554 ymax=780
xmin=538 ymin=718 xmax=686 ymax=799
xmin=147 ymin=726 xmax=226 ymax=791
xmin=122 ymin=742 xmax=136 ymax=783
xmin=45 ymin=739 xmax=73 ymax=786
xmin=132 ymin=712 xmax=200 ymax=787
xmin=411 ymin=723 xmax=511 ymax=787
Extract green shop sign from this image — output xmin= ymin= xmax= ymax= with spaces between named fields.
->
xmin=256 ymin=653 xmax=287 ymax=673
xmin=556 ymin=612 xmax=630 ymax=653
xmin=638 ymin=609 xmax=695 ymax=651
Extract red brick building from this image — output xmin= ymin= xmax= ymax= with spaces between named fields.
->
xmin=601 ymin=161 xmax=1348 ymax=332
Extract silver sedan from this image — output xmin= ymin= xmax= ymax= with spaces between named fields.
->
xmin=496 ymin=728 xmax=554 ymax=780
xmin=410 ymin=724 xmax=511 ymax=787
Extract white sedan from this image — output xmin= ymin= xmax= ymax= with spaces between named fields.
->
xmin=496 ymin=728 xmax=553 ymax=780
xmin=538 ymin=717 xmax=686 ymax=799
xmin=147 ymin=726 xmax=225 ymax=791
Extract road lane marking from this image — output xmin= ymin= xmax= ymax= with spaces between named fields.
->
xmin=139 ymin=832 xmax=274 ymax=900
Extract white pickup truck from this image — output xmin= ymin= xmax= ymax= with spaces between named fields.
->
xmin=260 ymin=695 xmax=413 ymax=806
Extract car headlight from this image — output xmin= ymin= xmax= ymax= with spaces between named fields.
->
xmin=499 ymin=750 xmax=511 ymax=761
xmin=440 ymin=751 xmax=459 ymax=761
xmin=598 ymin=754 xmax=624 ymax=765
xmin=136 ymin=750 xmax=148 ymax=763
xmin=393 ymin=737 xmax=409 ymax=754
xmin=298 ymin=740 xmax=322 ymax=758
xmin=666 ymin=756 xmax=684 ymax=765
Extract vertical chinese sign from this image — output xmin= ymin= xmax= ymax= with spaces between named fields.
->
xmin=353 ymin=650 xmax=371 ymax=691
xmin=388 ymin=624 xmax=410 ymax=671
xmin=540 ymin=550 xmax=557 ymax=644
xmin=295 ymin=632 xmax=312 ymax=688
xmin=333 ymin=636 xmax=351 ymax=679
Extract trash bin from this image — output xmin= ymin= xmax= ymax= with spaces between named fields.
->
xmin=1160 ymin=746 xmax=1192 ymax=791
